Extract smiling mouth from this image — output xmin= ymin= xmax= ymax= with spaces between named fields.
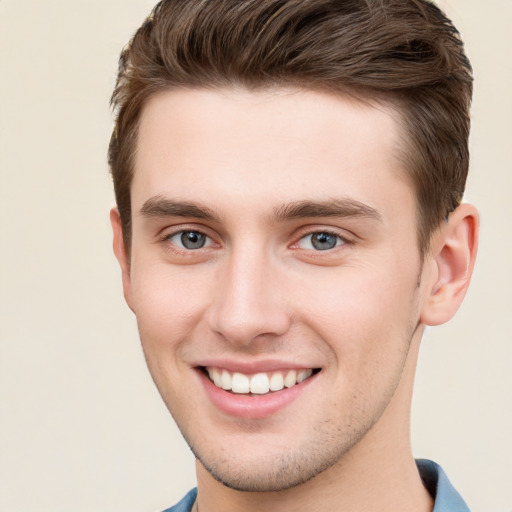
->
xmin=202 ymin=367 xmax=320 ymax=395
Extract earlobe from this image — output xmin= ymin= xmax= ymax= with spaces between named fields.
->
xmin=420 ymin=203 xmax=479 ymax=326
xmin=110 ymin=207 xmax=135 ymax=312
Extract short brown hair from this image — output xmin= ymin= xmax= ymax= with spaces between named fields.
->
xmin=109 ymin=0 xmax=473 ymax=254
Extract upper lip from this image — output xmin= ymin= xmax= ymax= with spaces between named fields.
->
xmin=194 ymin=358 xmax=321 ymax=374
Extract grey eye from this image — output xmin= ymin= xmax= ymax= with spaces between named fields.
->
xmin=298 ymin=232 xmax=343 ymax=251
xmin=170 ymin=230 xmax=210 ymax=249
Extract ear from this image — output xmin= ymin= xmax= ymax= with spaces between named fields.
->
xmin=420 ymin=203 xmax=479 ymax=326
xmin=110 ymin=207 xmax=135 ymax=312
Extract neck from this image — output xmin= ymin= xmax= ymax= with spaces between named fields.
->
xmin=194 ymin=331 xmax=433 ymax=512
xmin=196 ymin=456 xmax=432 ymax=512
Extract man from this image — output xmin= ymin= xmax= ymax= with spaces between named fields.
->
xmin=108 ymin=1 xmax=479 ymax=511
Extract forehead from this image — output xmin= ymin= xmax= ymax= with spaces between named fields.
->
xmin=132 ymin=87 xmax=414 ymax=224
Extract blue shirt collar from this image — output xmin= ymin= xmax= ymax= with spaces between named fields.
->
xmin=417 ymin=459 xmax=471 ymax=512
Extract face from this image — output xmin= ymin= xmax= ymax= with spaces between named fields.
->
xmin=117 ymin=88 xmax=432 ymax=492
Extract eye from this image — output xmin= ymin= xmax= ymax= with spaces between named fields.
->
xmin=168 ymin=230 xmax=212 ymax=250
xmin=297 ymin=231 xmax=345 ymax=251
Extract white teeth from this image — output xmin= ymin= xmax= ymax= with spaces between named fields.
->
xmin=207 ymin=367 xmax=315 ymax=395
xmin=284 ymin=370 xmax=297 ymax=388
xmin=210 ymin=368 xmax=222 ymax=387
xmin=232 ymin=372 xmax=250 ymax=394
xmin=250 ymin=373 xmax=270 ymax=394
xmin=269 ymin=372 xmax=284 ymax=391
xmin=297 ymin=369 xmax=313 ymax=383
xmin=221 ymin=369 xmax=232 ymax=390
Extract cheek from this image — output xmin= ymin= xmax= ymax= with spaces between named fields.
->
xmin=296 ymin=267 xmax=398 ymax=325
xmin=130 ymin=262 xmax=212 ymax=348
xmin=295 ymin=259 xmax=420 ymax=361
xmin=128 ymin=264 xmax=211 ymax=413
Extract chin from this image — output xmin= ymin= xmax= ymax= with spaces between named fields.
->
xmin=198 ymin=453 xmax=333 ymax=492
xmin=186 ymin=429 xmax=364 ymax=493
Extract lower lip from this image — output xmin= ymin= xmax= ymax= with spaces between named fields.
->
xmin=198 ymin=370 xmax=318 ymax=419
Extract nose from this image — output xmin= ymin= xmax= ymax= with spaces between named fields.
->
xmin=206 ymin=246 xmax=292 ymax=347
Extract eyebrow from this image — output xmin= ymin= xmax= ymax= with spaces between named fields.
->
xmin=140 ymin=196 xmax=218 ymax=221
xmin=271 ymin=199 xmax=382 ymax=223
xmin=139 ymin=196 xmax=382 ymax=224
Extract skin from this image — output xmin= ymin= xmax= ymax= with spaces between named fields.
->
xmin=111 ymin=88 xmax=478 ymax=512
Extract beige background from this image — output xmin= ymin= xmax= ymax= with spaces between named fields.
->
xmin=0 ymin=1 xmax=510 ymax=511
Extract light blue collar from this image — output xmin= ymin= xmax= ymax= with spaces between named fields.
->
xmin=417 ymin=459 xmax=471 ymax=511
